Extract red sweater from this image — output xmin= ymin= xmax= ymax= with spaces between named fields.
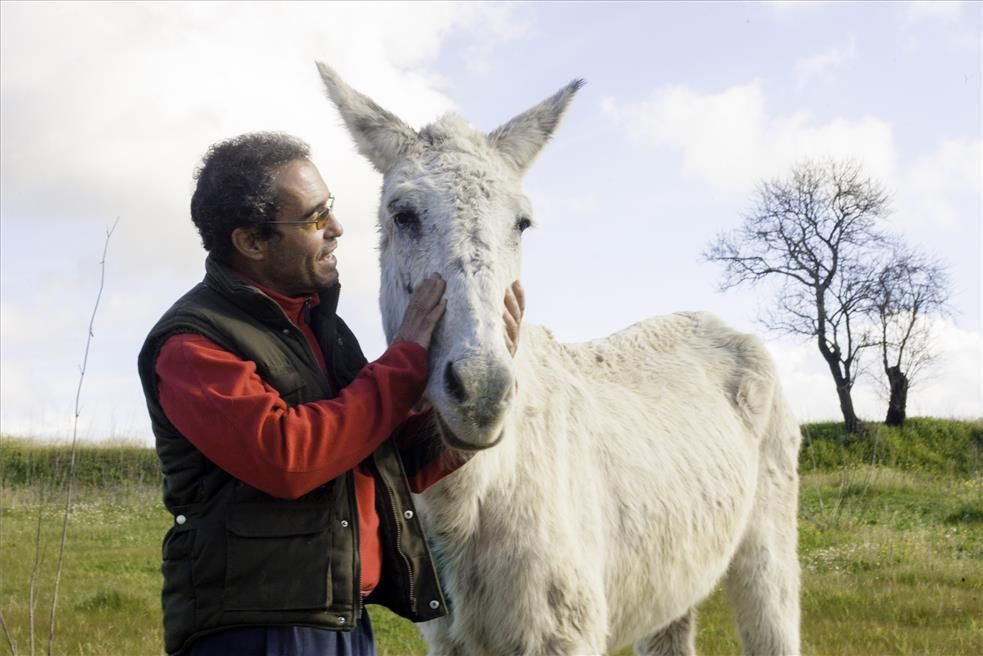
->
xmin=155 ymin=283 xmax=464 ymax=597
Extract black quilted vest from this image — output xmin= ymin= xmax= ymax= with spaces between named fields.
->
xmin=137 ymin=256 xmax=445 ymax=655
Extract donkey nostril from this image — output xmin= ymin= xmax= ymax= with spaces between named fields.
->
xmin=444 ymin=361 xmax=469 ymax=403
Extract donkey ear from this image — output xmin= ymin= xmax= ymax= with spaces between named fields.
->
xmin=315 ymin=62 xmax=418 ymax=172
xmin=488 ymin=79 xmax=585 ymax=174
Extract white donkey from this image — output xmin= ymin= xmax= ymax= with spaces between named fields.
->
xmin=316 ymin=63 xmax=801 ymax=656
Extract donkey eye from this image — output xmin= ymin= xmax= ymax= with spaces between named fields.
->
xmin=393 ymin=210 xmax=420 ymax=227
xmin=516 ymin=217 xmax=532 ymax=233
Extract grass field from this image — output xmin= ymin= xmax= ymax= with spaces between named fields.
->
xmin=1 ymin=419 xmax=980 ymax=655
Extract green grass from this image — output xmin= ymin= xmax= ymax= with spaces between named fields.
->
xmin=0 ymin=485 xmax=168 ymax=656
xmin=1 ymin=420 xmax=981 ymax=655
xmin=792 ymin=468 xmax=982 ymax=656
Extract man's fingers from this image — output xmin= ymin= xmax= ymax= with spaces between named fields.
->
xmin=503 ymin=309 xmax=518 ymax=334
xmin=424 ymin=299 xmax=447 ymax=330
xmin=429 ymin=298 xmax=448 ymax=320
xmin=503 ymin=280 xmax=523 ymax=358
xmin=394 ymin=275 xmax=446 ymax=348
xmin=512 ymin=280 xmax=525 ymax=314
xmin=504 ymin=288 xmax=521 ymax=322
xmin=410 ymin=274 xmax=446 ymax=311
xmin=503 ymin=307 xmax=519 ymax=356
xmin=422 ymin=274 xmax=446 ymax=304
xmin=418 ymin=299 xmax=447 ymax=344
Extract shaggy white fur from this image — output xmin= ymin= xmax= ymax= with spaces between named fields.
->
xmin=316 ymin=63 xmax=801 ymax=656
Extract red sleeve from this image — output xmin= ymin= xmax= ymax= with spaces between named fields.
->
xmin=156 ymin=333 xmax=428 ymax=500
xmin=393 ymin=409 xmax=473 ymax=493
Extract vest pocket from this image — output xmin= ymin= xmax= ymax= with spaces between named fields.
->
xmin=223 ymin=508 xmax=332 ymax=611
xmin=162 ymin=527 xmax=196 ymax=653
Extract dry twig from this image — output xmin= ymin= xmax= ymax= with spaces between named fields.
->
xmin=0 ymin=607 xmax=15 ymax=655
xmin=46 ymin=219 xmax=118 ymax=656
xmin=28 ymin=487 xmax=47 ymax=656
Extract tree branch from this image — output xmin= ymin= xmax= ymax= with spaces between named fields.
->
xmin=705 ymin=158 xmax=892 ymax=433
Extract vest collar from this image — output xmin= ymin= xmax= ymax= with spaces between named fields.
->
xmin=239 ymin=276 xmax=320 ymax=329
xmin=203 ymin=255 xmax=341 ymax=324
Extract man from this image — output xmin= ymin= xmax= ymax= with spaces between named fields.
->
xmin=138 ymin=132 xmax=524 ymax=656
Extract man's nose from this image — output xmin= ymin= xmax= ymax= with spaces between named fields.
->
xmin=324 ymin=213 xmax=343 ymax=239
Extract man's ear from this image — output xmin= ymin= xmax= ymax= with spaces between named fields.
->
xmin=231 ymin=226 xmax=269 ymax=261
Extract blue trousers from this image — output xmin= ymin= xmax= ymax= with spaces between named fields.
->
xmin=188 ymin=614 xmax=375 ymax=656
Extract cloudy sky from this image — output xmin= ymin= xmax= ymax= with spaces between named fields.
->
xmin=1 ymin=1 xmax=980 ymax=443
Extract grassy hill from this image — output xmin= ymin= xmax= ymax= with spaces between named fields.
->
xmin=1 ymin=418 xmax=980 ymax=655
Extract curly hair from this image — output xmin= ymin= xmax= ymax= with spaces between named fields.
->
xmin=190 ymin=132 xmax=311 ymax=261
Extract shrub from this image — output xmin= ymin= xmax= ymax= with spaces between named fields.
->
xmin=799 ymin=418 xmax=981 ymax=476
xmin=0 ymin=436 xmax=161 ymax=488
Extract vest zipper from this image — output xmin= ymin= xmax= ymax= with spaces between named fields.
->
xmin=348 ymin=471 xmax=362 ymax=621
xmin=378 ymin=466 xmax=417 ymax=610
xmin=276 ymin=296 xmax=332 ymax=395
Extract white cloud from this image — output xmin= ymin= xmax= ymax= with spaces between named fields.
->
xmin=0 ymin=361 xmax=63 ymax=438
xmin=604 ymin=83 xmax=979 ymax=239
xmin=0 ymin=2 xmax=513 ymax=277
xmin=0 ymin=1 xmax=527 ymax=441
xmin=795 ymin=36 xmax=857 ymax=90
xmin=603 ymin=82 xmax=896 ymax=193
xmin=906 ymin=318 xmax=983 ymax=417
xmin=897 ymin=138 xmax=982 ymax=229
xmin=904 ymin=1 xmax=964 ymax=24
xmin=900 ymin=1 xmax=976 ymax=53
xmin=907 ymin=139 xmax=982 ymax=193
xmin=458 ymin=3 xmax=533 ymax=75
xmin=761 ymin=0 xmax=829 ymax=10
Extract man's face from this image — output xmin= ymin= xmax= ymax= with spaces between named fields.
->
xmin=261 ymin=159 xmax=343 ymax=296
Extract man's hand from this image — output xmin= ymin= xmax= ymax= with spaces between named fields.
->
xmin=503 ymin=280 xmax=525 ymax=357
xmin=395 ymin=273 xmax=447 ymax=349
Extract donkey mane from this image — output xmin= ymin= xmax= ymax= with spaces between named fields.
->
xmin=418 ymin=115 xmax=487 ymax=151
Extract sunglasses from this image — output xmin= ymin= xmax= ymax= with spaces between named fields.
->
xmin=261 ymin=195 xmax=336 ymax=230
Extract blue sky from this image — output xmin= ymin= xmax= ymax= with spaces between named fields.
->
xmin=1 ymin=1 xmax=980 ymax=442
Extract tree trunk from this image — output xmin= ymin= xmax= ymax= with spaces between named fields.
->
xmin=835 ymin=380 xmax=864 ymax=434
xmin=819 ymin=346 xmax=864 ymax=434
xmin=884 ymin=365 xmax=908 ymax=427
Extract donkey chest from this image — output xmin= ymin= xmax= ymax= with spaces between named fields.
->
xmin=436 ymin=503 xmax=602 ymax=654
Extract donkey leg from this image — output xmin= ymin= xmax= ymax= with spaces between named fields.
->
xmin=725 ymin=461 xmax=801 ymax=655
xmin=633 ymin=608 xmax=696 ymax=656
xmin=418 ymin=615 xmax=467 ymax=656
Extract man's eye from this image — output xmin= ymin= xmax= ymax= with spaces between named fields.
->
xmin=314 ymin=209 xmax=332 ymax=230
xmin=393 ymin=210 xmax=420 ymax=227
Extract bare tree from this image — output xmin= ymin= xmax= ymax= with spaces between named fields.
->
xmin=705 ymin=160 xmax=889 ymax=434
xmin=869 ymin=244 xmax=951 ymax=426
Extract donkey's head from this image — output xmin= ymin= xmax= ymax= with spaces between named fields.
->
xmin=316 ymin=63 xmax=582 ymax=450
